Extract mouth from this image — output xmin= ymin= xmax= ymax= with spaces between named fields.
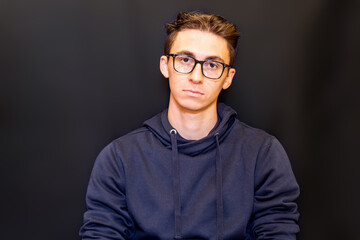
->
xmin=183 ymin=89 xmax=204 ymax=96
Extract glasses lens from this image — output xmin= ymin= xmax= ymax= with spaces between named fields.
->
xmin=171 ymin=54 xmax=226 ymax=79
xmin=174 ymin=55 xmax=195 ymax=73
xmin=203 ymin=61 xmax=224 ymax=79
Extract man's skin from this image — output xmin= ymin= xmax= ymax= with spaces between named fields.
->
xmin=160 ymin=29 xmax=236 ymax=140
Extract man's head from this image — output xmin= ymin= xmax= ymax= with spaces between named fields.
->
xmin=164 ymin=11 xmax=240 ymax=66
xmin=160 ymin=11 xmax=239 ymax=114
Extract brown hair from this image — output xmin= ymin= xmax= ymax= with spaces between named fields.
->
xmin=164 ymin=11 xmax=240 ymax=66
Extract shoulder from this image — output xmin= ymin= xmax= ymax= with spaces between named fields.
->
xmin=223 ymin=120 xmax=284 ymax=163
xmin=109 ymin=126 xmax=152 ymax=149
xmin=93 ymin=126 xmax=153 ymax=167
xmin=231 ymin=119 xmax=276 ymax=146
xmin=119 ymin=126 xmax=150 ymax=139
xmin=233 ymin=120 xmax=294 ymax=172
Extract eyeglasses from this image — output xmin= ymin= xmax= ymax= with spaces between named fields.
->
xmin=167 ymin=54 xmax=231 ymax=80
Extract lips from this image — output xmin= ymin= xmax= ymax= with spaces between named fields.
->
xmin=183 ymin=89 xmax=204 ymax=96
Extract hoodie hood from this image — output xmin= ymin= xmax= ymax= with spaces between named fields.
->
xmin=143 ymin=103 xmax=237 ymax=156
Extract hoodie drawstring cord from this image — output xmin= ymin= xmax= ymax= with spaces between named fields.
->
xmin=170 ymin=130 xmax=223 ymax=240
xmin=215 ymin=133 xmax=223 ymax=240
xmin=170 ymin=129 xmax=182 ymax=240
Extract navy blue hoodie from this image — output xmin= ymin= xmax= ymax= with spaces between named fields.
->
xmin=80 ymin=103 xmax=300 ymax=239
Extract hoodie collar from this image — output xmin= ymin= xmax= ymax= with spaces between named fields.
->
xmin=143 ymin=103 xmax=237 ymax=156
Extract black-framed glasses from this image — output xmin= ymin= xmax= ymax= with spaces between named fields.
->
xmin=167 ymin=54 xmax=232 ymax=80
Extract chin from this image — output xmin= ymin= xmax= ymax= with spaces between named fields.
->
xmin=170 ymin=94 xmax=216 ymax=113
xmin=178 ymin=100 xmax=213 ymax=113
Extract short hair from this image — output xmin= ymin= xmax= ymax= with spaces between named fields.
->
xmin=164 ymin=11 xmax=240 ymax=66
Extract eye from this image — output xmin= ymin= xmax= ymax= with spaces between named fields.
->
xmin=179 ymin=56 xmax=190 ymax=63
xmin=205 ymin=61 xmax=220 ymax=70
xmin=209 ymin=62 xmax=217 ymax=69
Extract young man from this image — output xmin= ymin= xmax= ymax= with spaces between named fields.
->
xmin=80 ymin=12 xmax=300 ymax=239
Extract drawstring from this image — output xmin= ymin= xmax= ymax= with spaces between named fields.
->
xmin=170 ymin=129 xmax=223 ymax=240
xmin=214 ymin=133 xmax=223 ymax=240
xmin=170 ymin=129 xmax=182 ymax=240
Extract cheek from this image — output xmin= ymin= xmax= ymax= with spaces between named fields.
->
xmin=204 ymin=81 xmax=224 ymax=93
xmin=169 ymin=71 xmax=187 ymax=85
xmin=168 ymin=75 xmax=185 ymax=92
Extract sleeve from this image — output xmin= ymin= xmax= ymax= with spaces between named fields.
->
xmin=248 ymin=137 xmax=300 ymax=239
xmin=79 ymin=143 xmax=135 ymax=240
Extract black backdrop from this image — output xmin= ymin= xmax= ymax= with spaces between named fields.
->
xmin=1 ymin=0 xmax=359 ymax=239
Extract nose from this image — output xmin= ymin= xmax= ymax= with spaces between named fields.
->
xmin=189 ymin=62 xmax=203 ymax=83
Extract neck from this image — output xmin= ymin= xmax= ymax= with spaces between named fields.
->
xmin=167 ymin=100 xmax=218 ymax=140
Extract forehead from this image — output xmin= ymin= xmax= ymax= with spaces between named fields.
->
xmin=170 ymin=29 xmax=230 ymax=62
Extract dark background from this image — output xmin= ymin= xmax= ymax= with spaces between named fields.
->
xmin=1 ymin=0 xmax=359 ymax=239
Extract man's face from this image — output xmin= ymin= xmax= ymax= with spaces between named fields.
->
xmin=160 ymin=29 xmax=235 ymax=113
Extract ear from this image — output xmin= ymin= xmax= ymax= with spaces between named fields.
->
xmin=222 ymin=68 xmax=235 ymax=90
xmin=159 ymin=55 xmax=169 ymax=78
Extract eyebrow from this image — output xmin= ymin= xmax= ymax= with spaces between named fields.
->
xmin=176 ymin=50 xmax=225 ymax=63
